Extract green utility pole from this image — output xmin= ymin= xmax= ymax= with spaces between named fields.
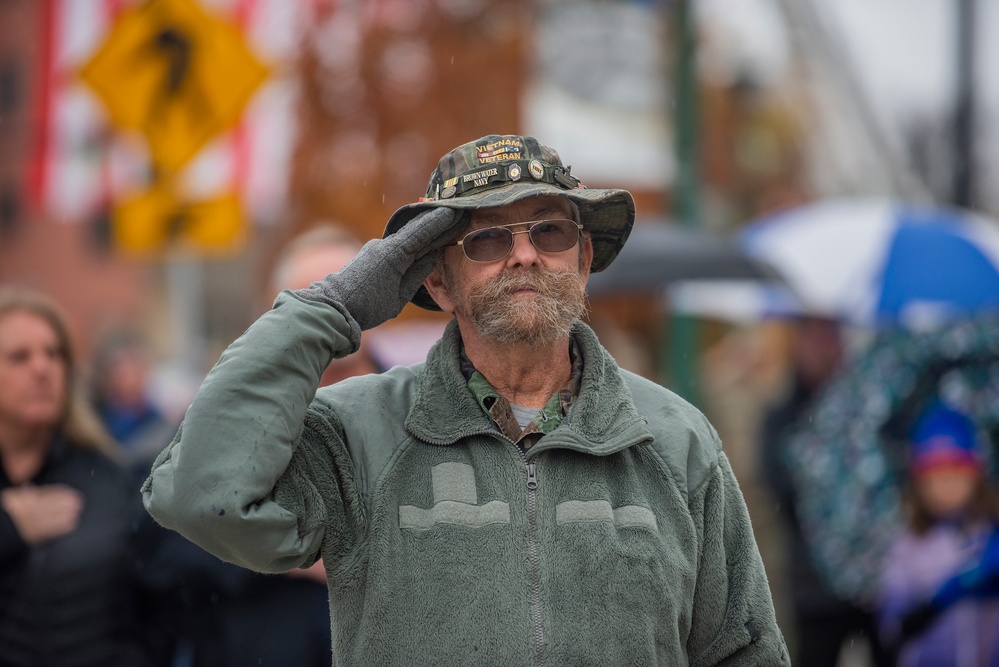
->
xmin=665 ymin=0 xmax=701 ymax=406
xmin=952 ymin=0 xmax=976 ymax=208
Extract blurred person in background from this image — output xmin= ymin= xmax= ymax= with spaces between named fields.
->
xmin=760 ymin=315 xmax=891 ymax=666
xmin=89 ymin=329 xmax=179 ymax=482
xmin=143 ymin=134 xmax=788 ymax=665
xmin=86 ymin=326 xmax=229 ymax=667
xmin=0 ymin=287 xmax=160 ymax=666
xmin=878 ymin=401 xmax=999 ymax=666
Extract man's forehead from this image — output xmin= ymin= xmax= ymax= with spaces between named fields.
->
xmin=470 ymin=195 xmax=572 ymax=225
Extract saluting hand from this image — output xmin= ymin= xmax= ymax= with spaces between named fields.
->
xmin=293 ymin=207 xmax=462 ymax=347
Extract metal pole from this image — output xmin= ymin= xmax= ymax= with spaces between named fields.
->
xmin=952 ymin=0 xmax=976 ymax=208
xmin=167 ymin=251 xmax=207 ymax=379
xmin=665 ymin=0 xmax=701 ymax=406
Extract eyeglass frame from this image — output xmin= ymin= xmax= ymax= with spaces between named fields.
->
xmin=447 ymin=219 xmax=585 ymax=263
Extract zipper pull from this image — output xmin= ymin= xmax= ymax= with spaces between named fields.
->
xmin=526 ymin=462 xmax=538 ymax=490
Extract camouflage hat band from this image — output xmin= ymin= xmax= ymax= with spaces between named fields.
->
xmin=427 ymin=159 xmax=582 ymax=201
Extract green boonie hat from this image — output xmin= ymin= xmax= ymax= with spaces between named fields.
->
xmin=383 ymin=134 xmax=636 ymax=311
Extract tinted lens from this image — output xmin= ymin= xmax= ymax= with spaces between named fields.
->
xmin=459 ymin=219 xmax=581 ymax=262
xmin=529 ymin=219 xmax=580 ymax=253
xmin=464 ymin=227 xmax=514 ymax=262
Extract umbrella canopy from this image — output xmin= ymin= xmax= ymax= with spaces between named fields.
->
xmin=666 ymin=279 xmax=804 ymax=324
xmin=782 ymin=313 xmax=999 ymax=604
xmin=586 ymin=221 xmax=786 ymax=296
xmin=741 ymin=199 xmax=999 ymax=328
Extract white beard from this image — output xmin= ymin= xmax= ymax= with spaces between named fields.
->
xmin=445 ymin=267 xmax=589 ymax=347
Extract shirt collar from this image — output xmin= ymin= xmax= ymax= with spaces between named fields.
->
xmin=461 ymin=337 xmax=583 ymax=444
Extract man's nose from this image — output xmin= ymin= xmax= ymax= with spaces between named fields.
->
xmin=506 ymin=228 xmax=540 ymax=266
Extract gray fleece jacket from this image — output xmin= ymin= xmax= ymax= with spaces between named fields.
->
xmin=143 ymin=292 xmax=789 ymax=666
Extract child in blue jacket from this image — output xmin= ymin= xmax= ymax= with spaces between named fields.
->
xmin=878 ymin=401 xmax=999 ymax=667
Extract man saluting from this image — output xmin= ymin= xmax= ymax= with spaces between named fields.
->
xmin=143 ymin=134 xmax=789 ymax=666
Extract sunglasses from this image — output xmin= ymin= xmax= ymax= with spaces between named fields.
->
xmin=449 ymin=219 xmax=584 ymax=263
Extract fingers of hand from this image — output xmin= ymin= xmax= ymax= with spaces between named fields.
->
xmin=285 ymin=560 xmax=327 ymax=583
xmin=397 ymin=208 xmax=458 ymax=254
xmin=1 ymin=485 xmax=84 ymax=544
xmin=401 ymin=253 xmax=439 ymax=300
xmin=429 ymin=208 xmax=468 ymax=246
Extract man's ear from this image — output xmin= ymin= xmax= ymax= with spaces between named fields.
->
xmin=423 ymin=267 xmax=456 ymax=314
xmin=579 ymin=234 xmax=595 ymax=281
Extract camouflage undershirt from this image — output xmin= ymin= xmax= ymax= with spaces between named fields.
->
xmin=460 ymin=337 xmax=583 ymax=455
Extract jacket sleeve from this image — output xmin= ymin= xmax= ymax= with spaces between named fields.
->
xmin=686 ymin=452 xmax=791 ymax=666
xmin=141 ymin=291 xmax=357 ymax=573
xmin=877 ymin=533 xmax=929 ymax=649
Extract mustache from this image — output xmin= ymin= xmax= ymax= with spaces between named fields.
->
xmin=482 ymin=268 xmax=583 ymax=297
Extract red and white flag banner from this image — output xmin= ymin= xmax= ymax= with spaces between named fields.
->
xmin=30 ymin=0 xmax=313 ymax=226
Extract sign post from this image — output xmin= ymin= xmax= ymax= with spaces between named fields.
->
xmin=79 ymin=0 xmax=268 ymax=372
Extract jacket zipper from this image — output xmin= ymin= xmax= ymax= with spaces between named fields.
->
xmin=427 ymin=431 xmax=547 ymax=662
xmin=524 ymin=457 xmax=544 ymax=666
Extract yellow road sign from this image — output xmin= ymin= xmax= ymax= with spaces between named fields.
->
xmin=113 ymin=184 xmax=244 ymax=255
xmin=81 ymin=0 xmax=268 ymax=173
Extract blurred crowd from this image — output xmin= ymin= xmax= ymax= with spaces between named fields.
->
xmin=703 ymin=314 xmax=999 ymax=667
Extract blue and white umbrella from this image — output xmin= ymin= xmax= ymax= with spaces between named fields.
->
xmin=666 ymin=279 xmax=803 ymax=324
xmin=741 ymin=198 xmax=999 ymax=328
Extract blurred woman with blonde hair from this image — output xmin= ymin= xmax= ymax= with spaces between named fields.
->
xmin=0 ymin=287 xmax=157 ymax=666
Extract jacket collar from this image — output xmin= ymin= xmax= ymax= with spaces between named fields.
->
xmin=406 ymin=319 xmax=653 ymax=456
